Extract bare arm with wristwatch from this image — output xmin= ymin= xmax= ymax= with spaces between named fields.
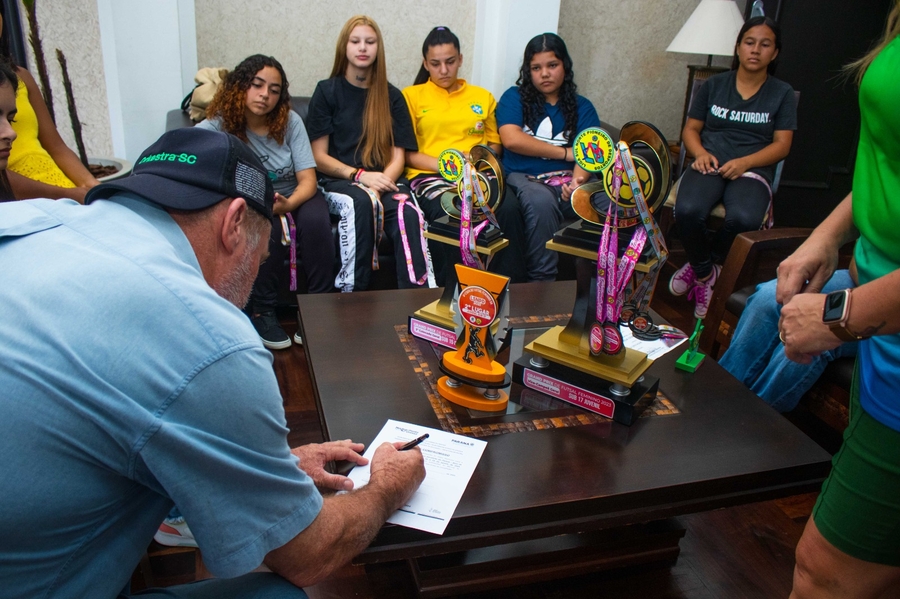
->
xmin=776 ymin=192 xmax=900 ymax=364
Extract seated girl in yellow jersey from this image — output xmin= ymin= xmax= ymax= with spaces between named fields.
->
xmin=1 ymin=16 xmax=98 ymax=203
xmin=497 ymin=33 xmax=602 ymax=281
xmin=402 ymin=26 xmax=527 ymax=285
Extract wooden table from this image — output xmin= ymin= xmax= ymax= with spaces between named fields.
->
xmin=297 ymin=282 xmax=830 ymax=597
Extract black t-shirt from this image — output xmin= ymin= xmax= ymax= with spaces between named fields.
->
xmin=688 ymin=70 xmax=797 ymax=184
xmin=306 ymin=76 xmax=417 ymax=171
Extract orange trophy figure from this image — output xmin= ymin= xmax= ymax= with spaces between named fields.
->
xmin=437 ymin=264 xmax=510 ymax=411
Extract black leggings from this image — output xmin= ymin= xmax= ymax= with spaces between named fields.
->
xmin=673 ymin=168 xmax=770 ymax=279
xmin=320 ymin=178 xmax=429 ymax=291
xmin=248 ymin=189 xmax=335 ymax=313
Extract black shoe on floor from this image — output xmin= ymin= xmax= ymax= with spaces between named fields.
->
xmin=250 ymin=311 xmax=292 ymax=350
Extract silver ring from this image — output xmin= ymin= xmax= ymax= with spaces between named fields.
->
xmin=779 ymin=331 xmax=786 ymax=344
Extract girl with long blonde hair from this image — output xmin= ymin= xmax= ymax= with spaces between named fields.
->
xmin=307 ymin=15 xmax=431 ymax=291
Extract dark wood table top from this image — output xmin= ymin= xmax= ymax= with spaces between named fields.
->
xmin=298 ymin=282 xmax=831 ymax=561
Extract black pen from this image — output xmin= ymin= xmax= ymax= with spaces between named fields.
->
xmin=399 ymin=433 xmax=429 ymax=451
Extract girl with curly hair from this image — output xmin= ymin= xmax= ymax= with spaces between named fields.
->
xmin=198 ymin=54 xmax=334 ymax=349
xmin=401 ymin=26 xmax=527 ymax=285
xmin=306 ymin=16 xmax=432 ymax=292
xmin=497 ymin=33 xmax=600 ymax=281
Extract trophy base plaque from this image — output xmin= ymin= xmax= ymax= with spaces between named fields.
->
xmin=437 ymin=327 xmax=512 ymax=413
xmin=409 ymin=306 xmax=457 ymax=350
xmin=512 ymin=355 xmax=658 ymax=426
xmin=526 ymin=326 xmax=651 ymax=388
xmin=436 ymin=377 xmax=510 ymax=412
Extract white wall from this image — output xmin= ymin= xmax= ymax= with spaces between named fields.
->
xmin=472 ymin=0 xmax=561 ymax=100
xmin=97 ymin=0 xmax=196 ymax=162
xmin=20 ymin=0 xmax=753 ymax=158
xmin=194 ymin=0 xmax=476 ymax=98
xmin=17 ymin=0 xmax=113 ymax=157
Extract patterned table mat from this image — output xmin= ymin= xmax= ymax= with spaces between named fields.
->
xmin=397 ymin=322 xmax=680 ymax=437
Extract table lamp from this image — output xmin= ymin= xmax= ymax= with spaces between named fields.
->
xmin=667 ymin=0 xmax=745 ymax=135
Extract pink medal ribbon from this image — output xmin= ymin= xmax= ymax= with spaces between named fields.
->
xmin=617 ymin=141 xmax=668 ymax=312
xmin=286 ymin=213 xmax=297 ymax=291
xmin=278 ymin=214 xmax=298 ymax=292
xmin=740 ymin=171 xmax=774 ymax=229
xmin=527 ymin=170 xmax=573 ymax=187
xmin=471 ymin=168 xmax=500 ymax=230
xmin=458 ymin=162 xmax=488 ymax=270
xmin=590 ymin=157 xmax=624 ymax=356
xmin=395 ymin=193 xmax=432 ymax=286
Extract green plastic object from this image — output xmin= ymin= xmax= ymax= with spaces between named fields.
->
xmin=675 ymin=319 xmax=706 ymax=373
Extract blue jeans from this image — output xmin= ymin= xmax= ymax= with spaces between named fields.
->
xmin=718 ymin=270 xmax=858 ymax=412
xmin=127 ymin=572 xmax=307 ymax=598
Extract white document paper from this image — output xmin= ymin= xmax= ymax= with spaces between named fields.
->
xmin=346 ymin=419 xmax=486 ymax=535
xmin=622 ymin=326 xmax=688 ymax=361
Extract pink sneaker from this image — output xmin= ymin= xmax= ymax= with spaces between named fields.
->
xmin=688 ymin=265 xmax=721 ymax=319
xmin=669 ymin=262 xmax=696 ymax=296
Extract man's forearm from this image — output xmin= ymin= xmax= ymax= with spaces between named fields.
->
xmin=263 ymin=480 xmax=401 ymax=587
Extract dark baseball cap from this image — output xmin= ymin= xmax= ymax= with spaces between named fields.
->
xmin=85 ymin=128 xmax=274 ymax=218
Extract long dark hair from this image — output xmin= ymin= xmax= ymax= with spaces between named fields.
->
xmin=206 ymin=54 xmax=292 ymax=144
xmin=414 ymin=26 xmax=461 ymax=86
xmin=0 ymin=59 xmax=17 ymax=201
xmin=516 ymin=33 xmax=579 ymax=142
xmin=731 ymin=16 xmax=782 ymax=75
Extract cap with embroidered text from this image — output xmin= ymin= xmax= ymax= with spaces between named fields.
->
xmin=85 ymin=128 xmax=274 ymax=218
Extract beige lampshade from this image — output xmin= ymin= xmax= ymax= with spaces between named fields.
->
xmin=667 ymin=0 xmax=745 ymax=57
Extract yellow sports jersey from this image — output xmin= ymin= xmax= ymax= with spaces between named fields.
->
xmin=9 ymin=78 xmax=75 ymax=188
xmin=402 ymin=79 xmax=500 ymax=180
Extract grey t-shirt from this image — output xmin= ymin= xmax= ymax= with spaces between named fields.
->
xmin=198 ymin=111 xmax=316 ymax=196
xmin=688 ymin=70 xmax=797 ymax=184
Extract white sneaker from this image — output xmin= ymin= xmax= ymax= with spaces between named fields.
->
xmin=293 ymin=331 xmax=303 ymax=345
xmin=688 ymin=265 xmax=721 ymax=319
xmin=153 ymin=516 xmax=197 ymax=548
xmin=669 ymin=262 xmax=697 ymax=296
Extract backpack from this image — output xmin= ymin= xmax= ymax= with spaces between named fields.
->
xmin=180 ymin=67 xmax=229 ymax=122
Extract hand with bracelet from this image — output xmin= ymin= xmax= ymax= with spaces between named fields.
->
xmin=354 ymin=168 xmax=398 ymax=194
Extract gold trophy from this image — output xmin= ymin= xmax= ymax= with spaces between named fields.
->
xmin=409 ymin=145 xmax=509 ymax=348
xmin=513 ymin=122 xmax=672 ymax=425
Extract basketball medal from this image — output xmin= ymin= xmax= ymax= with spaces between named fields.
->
xmin=589 ymin=323 xmax=604 ymax=356
xmin=602 ymin=322 xmax=624 ymax=355
xmin=573 ymin=128 xmax=615 ymax=174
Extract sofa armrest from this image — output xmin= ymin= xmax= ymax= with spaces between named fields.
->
xmin=699 ymin=227 xmax=813 ymax=353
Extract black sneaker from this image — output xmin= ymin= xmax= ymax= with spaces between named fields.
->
xmin=250 ymin=311 xmax=292 ymax=350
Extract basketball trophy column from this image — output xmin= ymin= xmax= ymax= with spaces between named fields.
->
xmin=513 ymin=124 xmax=672 ymax=425
xmin=409 ymin=146 xmax=510 ymax=349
